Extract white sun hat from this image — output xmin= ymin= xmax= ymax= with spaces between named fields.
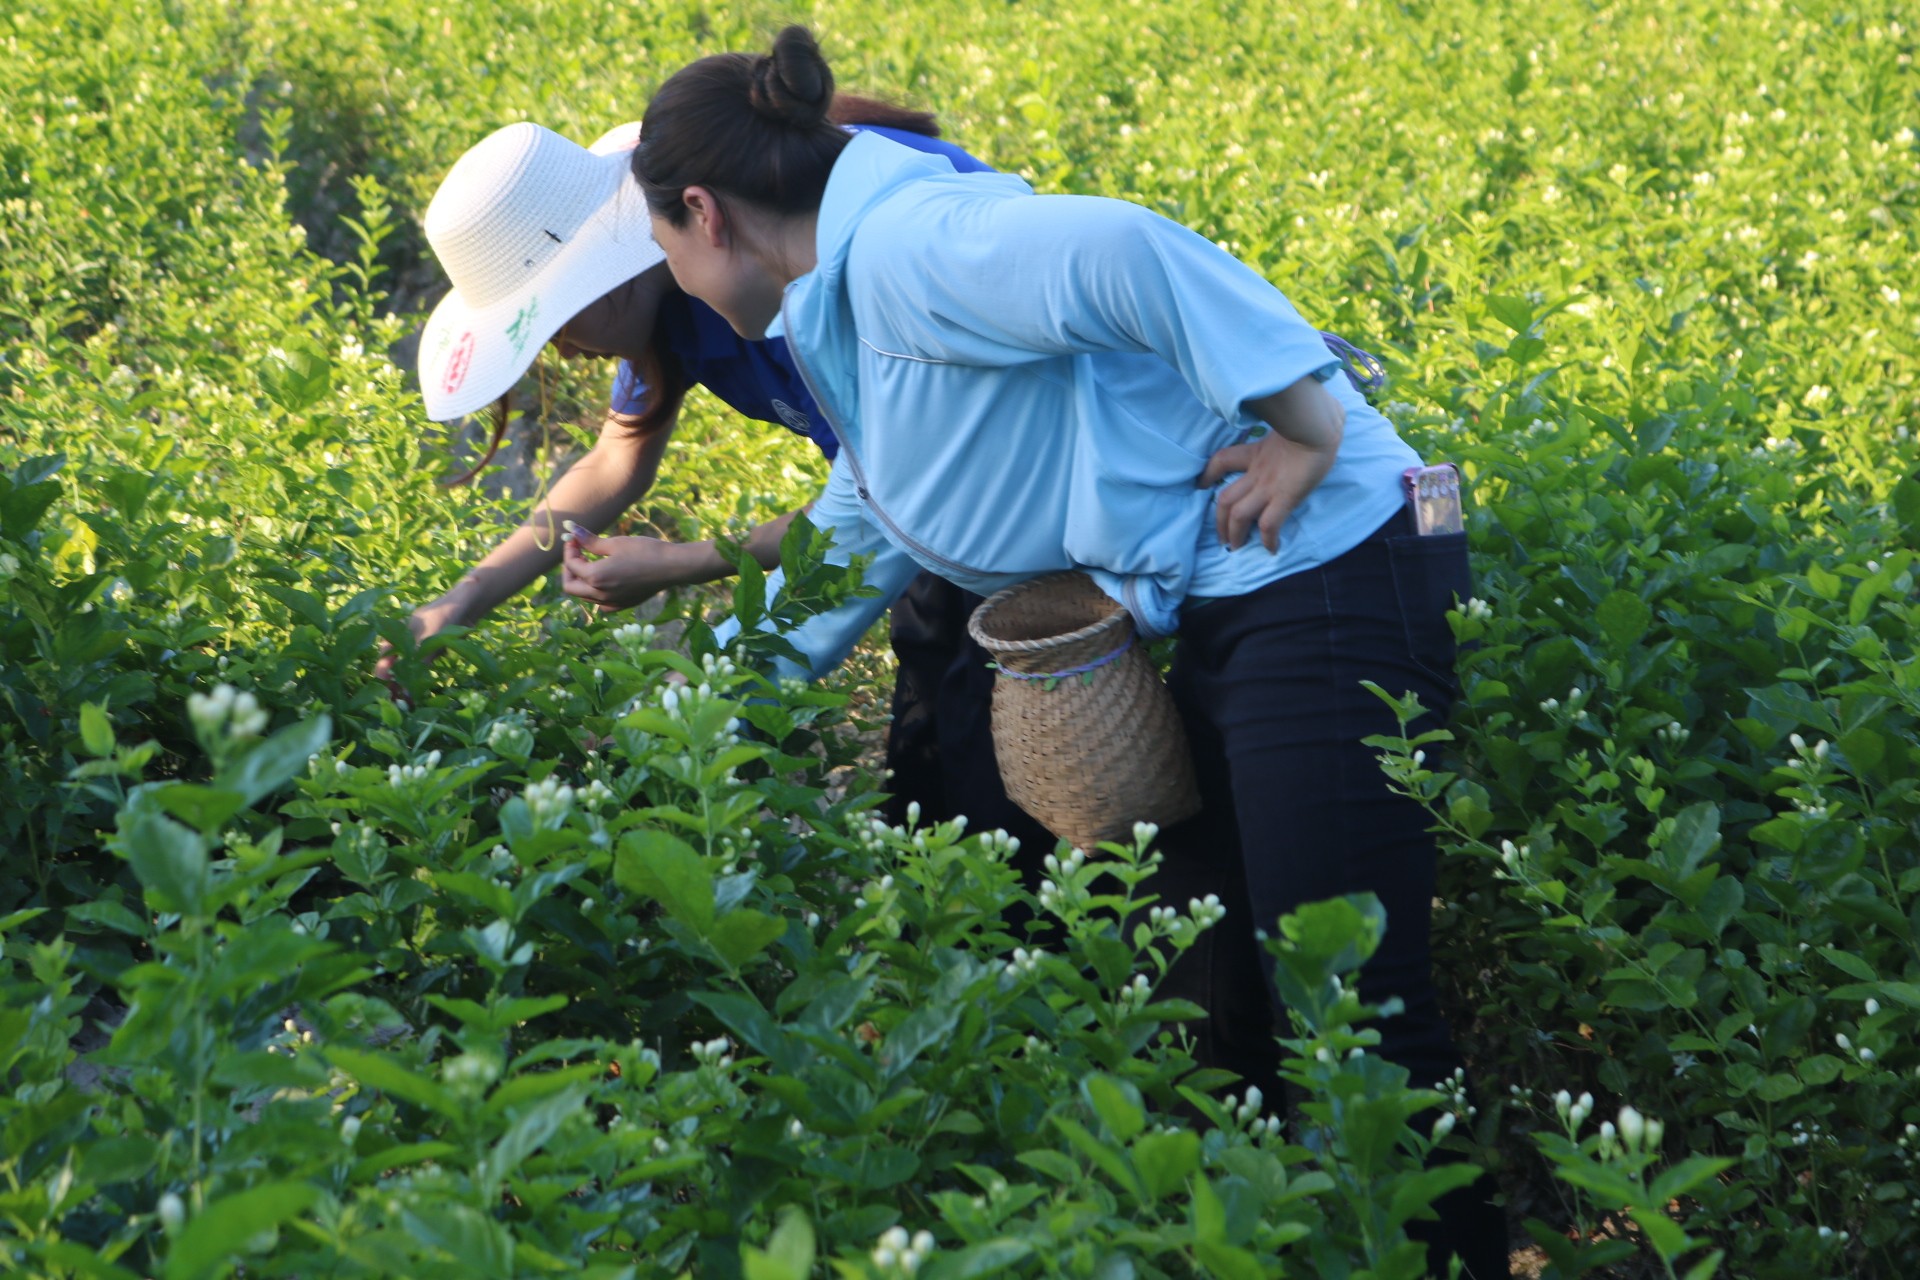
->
xmin=417 ymin=120 xmax=662 ymax=422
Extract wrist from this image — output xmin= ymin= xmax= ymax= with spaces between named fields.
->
xmin=680 ymin=539 xmax=736 ymax=585
xmin=432 ymin=578 xmax=487 ymax=626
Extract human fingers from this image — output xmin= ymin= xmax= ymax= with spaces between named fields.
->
xmin=1215 ymin=475 xmax=1259 ymax=550
xmin=561 ymin=560 xmax=611 ymax=604
xmin=1198 ymin=441 xmax=1257 ymax=490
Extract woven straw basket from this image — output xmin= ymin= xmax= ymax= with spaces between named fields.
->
xmin=966 ymin=572 xmax=1201 ymax=850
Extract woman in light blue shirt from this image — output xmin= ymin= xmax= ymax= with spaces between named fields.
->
xmin=632 ymin=29 xmax=1506 ymax=1277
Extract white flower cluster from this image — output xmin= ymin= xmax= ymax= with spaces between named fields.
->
xmin=525 ymin=777 xmax=574 ymax=829
xmin=778 ymin=676 xmax=809 ymax=698
xmin=658 ymin=680 xmax=727 ymax=722
xmin=700 ymin=651 xmax=738 ymax=680
xmin=443 ymin=1052 xmax=501 ymax=1089
xmin=1232 ymin=1085 xmax=1277 ymax=1135
xmin=579 ymin=778 xmax=616 ymax=810
xmin=1116 ymin=973 xmax=1152 ymax=1010
xmin=1834 ymin=1031 xmax=1876 ymax=1063
xmin=851 ymin=812 xmax=904 ymax=856
xmin=1462 ymin=596 xmax=1494 ymax=621
xmin=1657 ymin=720 xmax=1687 ymax=746
xmin=691 ymin=1037 xmax=733 ymax=1068
xmin=978 ymin=829 xmax=1021 ymax=860
xmin=1002 ymin=947 xmax=1046 ymax=978
xmin=1187 ymin=894 xmax=1226 ymax=928
xmin=1498 ymin=839 xmax=1528 ymax=872
xmin=387 ymin=751 xmax=439 ymax=788
xmin=1538 ymin=685 xmax=1590 ymax=723
xmin=872 ymin=1227 xmax=935 ymax=1274
xmin=188 ymin=683 xmax=268 ymax=739
xmin=854 ymin=874 xmax=896 ymax=910
xmin=1784 ymin=733 xmax=1830 ymax=767
xmin=1554 ymin=1090 xmax=1595 ymax=1131
xmin=1036 ymin=848 xmax=1087 ymax=914
xmin=487 ymin=715 xmax=533 ymax=758
xmin=611 ymin=621 xmax=657 ymax=653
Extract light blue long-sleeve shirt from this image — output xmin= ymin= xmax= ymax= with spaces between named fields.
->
xmin=748 ymin=133 xmax=1419 ymax=679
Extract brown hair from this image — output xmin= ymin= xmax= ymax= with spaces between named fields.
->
xmin=617 ymin=27 xmax=938 ymax=434
xmin=635 ymin=26 xmax=852 ymax=228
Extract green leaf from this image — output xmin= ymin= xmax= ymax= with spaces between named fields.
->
xmin=326 ymin=1047 xmax=461 ymax=1118
xmin=709 ymin=909 xmax=787 ymax=970
xmin=164 ymin=1181 xmax=319 ymax=1280
xmin=692 ymin=991 xmax=794 ymax=1070
xmin=743 ymin=1207 xmax=815 ymax=1280
xmin=1132 ymin=1130 xmax=1201 ymax=1201
xmin=1805 ymin=562 xmax=1842 ymax=600
xmin=1625 ymin=1204 xmax=1691 ymax=1260
xmin=1647 ymin=1156 xmax=1736 ymax=1204
xmin=1595 ymin=589 xmax=1653 ymax=649
xmin=1082 ymin=1073 xmax=1145 ymax=1143
xmin=256 ymin=342 xmax=333 ymax=412
xmin=481 ymin=1087 xmax=584 ymax=1196
xmin=1817 ymin=946 xmax=1876 ymax=981
xmin=613 ymin=829 xmax=713 ymax=930
xmin=877 ymin=1001 xmax=962 ymax=1081
xmin=152 ymin=785 xmax=249 ymax=835
xmin=79 ymin=702 xmax=114 ymax=756
xmin=115 ymin=808 xmax=209 ymax=916
xmin=1015 ymin=1149 xmax=1080 ymax=1183
xmin=1386 ymin=1162 xmax=1484 ymax=1230
xmin=919 ymin=1239 xmax=1033 ymax=1280
xmin=1191 ymin=1242 xmax=1267 ymax=1280
xmin=1052 ymin=1114 xmax=1144 ymax=1202
xmin=224 ymin=716 xmax=332 ymax=809
xmin=1486 ymin=294 xmax=1534 ymax=334
xmin=1656 ymin=803 xmax=1721 ymax=879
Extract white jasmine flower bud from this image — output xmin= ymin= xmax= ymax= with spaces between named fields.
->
xmin=1618 ymin=1106 xmax=1645 ymax=1149
xmin=157 ymin=1192 xmax=185 ymax=1232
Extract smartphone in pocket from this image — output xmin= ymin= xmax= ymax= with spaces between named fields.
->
xmin=1402 ymin=463 xmax=1465 ymax=536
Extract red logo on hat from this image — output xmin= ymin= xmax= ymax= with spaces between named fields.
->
xmin=442 ymin=331 xmax=476 ymax=395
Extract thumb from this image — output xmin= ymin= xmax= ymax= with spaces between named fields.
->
xmin=564 ymin=520 xmax=606 ymax=553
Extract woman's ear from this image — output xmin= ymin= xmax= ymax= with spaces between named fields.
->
xmin=680 ymin=186 xmax=730 ymax=249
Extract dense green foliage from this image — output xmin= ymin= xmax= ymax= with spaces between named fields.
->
xmin=2 ymin=0 xmax=1917 ymax=1276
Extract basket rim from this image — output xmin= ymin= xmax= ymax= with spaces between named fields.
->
xmin=966 ymin=571 xmax=1134 ymax=656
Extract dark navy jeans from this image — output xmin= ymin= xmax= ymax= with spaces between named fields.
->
xmin=1155 ymin=509 xmax=1506 ymax=1278
xmin=1155 ymin=507 xmax=1470 ymax=1089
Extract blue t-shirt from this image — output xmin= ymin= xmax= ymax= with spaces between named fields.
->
xmin=609 ymin=124 xmax=995 ymax=460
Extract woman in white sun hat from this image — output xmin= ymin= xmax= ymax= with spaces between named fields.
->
xmin=390 ymin=99 xmax=1069 ymax=857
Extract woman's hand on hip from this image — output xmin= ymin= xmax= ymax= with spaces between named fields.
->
xmin=562 ymin=527 xmax=703 ymax=610
xmin=1205 ymin=377 xmax=1347 ymax=553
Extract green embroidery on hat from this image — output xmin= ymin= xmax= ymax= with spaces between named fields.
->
xmin=505 ymin=298 xmax=540 ymax=356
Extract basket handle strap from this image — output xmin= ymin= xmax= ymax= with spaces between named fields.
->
xmin=992 ymin=636 xmax=1135 ymax=682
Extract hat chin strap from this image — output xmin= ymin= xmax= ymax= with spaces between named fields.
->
xmin=440 ymin=392 xmax=513 ymax=488
xmin=440 ymin=361 xmax=563 ymax=554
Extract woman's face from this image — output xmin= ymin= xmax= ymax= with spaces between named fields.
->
xmin=552 ymin=262 xmax=672 ymax=362
xmin=648 ymin=188 xmax=785 ymax=340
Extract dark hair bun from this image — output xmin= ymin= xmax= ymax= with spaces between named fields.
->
xmin=749 ymin=25 xmax=834 ymax=127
